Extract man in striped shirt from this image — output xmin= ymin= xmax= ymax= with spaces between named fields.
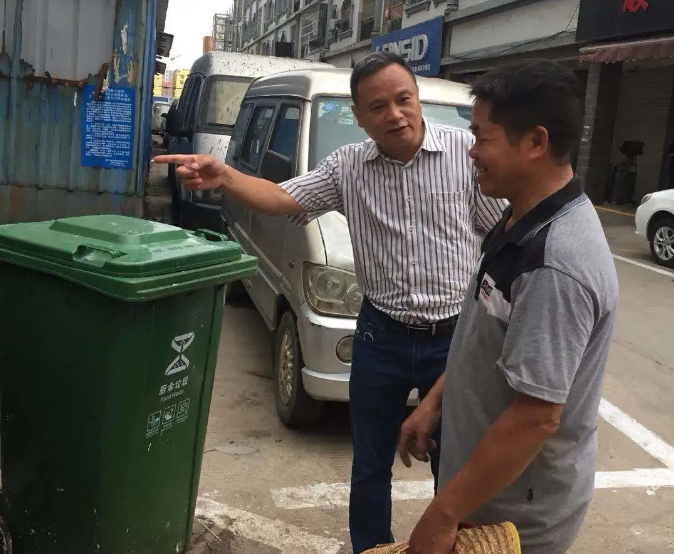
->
xmin=155 ymin=52 xmax=506 ymax=553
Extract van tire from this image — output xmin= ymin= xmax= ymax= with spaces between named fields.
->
xmin=274 ymin=310 xmax=323 ymax=427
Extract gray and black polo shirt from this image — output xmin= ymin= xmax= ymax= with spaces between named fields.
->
xmin=438 ymin=177 xmax=619 ymax=554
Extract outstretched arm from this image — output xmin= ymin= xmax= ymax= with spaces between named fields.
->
xmin=153 ymin=154 xmax=302 ymax=216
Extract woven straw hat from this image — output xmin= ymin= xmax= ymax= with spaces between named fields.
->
xmin=362 ymin=522 xmax=521 ymax=554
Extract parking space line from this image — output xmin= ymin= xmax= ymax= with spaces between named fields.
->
xmin=612 ymin=254 xmax=674 ymax=278
xmin=273 ymin=469 xmax=674 ymax=510
xmin=272 ymin=468 xmax=674 ymax=510
xmin=595 ymin=468 xmax=674 ymax=490
xmin=595 ymin=205 xmax=635 ymax=217
xmin=272 ymin=398 xmax=674 ymax=510
xmin=599 ymin=398 xmax=674 ymax=467
xmin=195 ymin=497 xmax=344 ymax=553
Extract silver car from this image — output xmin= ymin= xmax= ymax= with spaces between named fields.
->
xmin=222 ymin=68 xmax=474 ymax=426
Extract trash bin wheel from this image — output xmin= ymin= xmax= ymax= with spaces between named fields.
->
xmin=0 ymin=516 xmax=13 ymax=554
xmin=274 ymin=310 xmax=324 ymax=427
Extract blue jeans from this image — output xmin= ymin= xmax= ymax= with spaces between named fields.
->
xmin=349 ymin=298 xmax=457 ymax=554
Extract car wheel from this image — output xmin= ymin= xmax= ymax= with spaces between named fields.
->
xmin=274 ymin=310 xmax=323 ymax=427
xmin=649 ymin=216 xmax=674 ymax=268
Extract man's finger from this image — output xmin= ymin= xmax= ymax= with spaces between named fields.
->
xmin=398 ymin=432 xmax=413 ymax=468
xmin=414 ymin=434 xmax=430 ymax=462
xmin=175 ymin=167 xmax=200 ymax=180
xmin=153 ymin=154 xmax=189 ymax=165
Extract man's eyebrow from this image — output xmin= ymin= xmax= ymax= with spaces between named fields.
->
xmin=367 ymin=98 xmax=386 ymax=109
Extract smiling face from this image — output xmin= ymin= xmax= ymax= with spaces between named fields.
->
xmin=351 ymin=63 xmax=424 ymax=161
xmin=469 ymin=98 xmax=553 ymax=200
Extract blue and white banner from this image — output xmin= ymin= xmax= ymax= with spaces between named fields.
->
xmin=371 ymin=16 xmax=443 ymax=77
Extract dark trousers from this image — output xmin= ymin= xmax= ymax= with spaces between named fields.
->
xmin=349 ymin=298 xmax=457 ymax=554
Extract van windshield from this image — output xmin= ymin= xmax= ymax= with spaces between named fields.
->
xmin=199 ymin=76 xmax=254 ymax=130
xmin=310 ymin=96 xmax=472 ymax=170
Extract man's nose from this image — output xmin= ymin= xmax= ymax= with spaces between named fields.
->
xmin=469 ymin=143 xmax=477 ymax=159
xmin=387 ymin=104 xmax=404 ymax=121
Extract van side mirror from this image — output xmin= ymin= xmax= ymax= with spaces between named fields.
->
xmin=260 ymin=150 xmax=292 ymax=183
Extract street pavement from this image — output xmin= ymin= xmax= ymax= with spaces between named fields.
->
xmin=185 ymin=193 xmax=674 ymax=553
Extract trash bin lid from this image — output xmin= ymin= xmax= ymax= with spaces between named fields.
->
xmin=0 ymin=215 xmax=258 ymax=301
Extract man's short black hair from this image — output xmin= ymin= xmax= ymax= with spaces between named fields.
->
xmin=469 ymin=59 xmax=584 ymax=163
xmin=350 ymin=52 xmax=417 ymax=104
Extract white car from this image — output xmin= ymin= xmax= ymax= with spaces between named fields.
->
xmin=635 ymin=189 xmax=674 ymax=268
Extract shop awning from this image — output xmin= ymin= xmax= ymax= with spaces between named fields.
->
xmin=579 ymin=35 xmax=674 ymax=64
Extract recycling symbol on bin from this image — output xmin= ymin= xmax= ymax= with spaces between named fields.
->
xmin=165 ymin=332 xmax=195 ymax=376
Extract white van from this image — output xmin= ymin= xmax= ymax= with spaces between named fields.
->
xmin=222 ymin=68 xmax=474 ymax=426
xmin=165 ymin=52 xmax=333 ymax=230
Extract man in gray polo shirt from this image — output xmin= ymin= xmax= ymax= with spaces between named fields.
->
xmin=398 ymin=60 xmax=619 ymax=554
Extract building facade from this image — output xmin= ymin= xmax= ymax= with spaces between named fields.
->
xmin=228 ymin=0 xmax=674 ymax=203
xmin=153 ymin=73 xmax=164 ymax=96
xmin=173 ymin=69 xmax=190 ymax=98
xmin=576 ymin=0 xmax=674 ymax=203
xmin=230 ymin=0 xmax=581 ymax=71
xmin=213 ymin=12 xmax=238 ymax=51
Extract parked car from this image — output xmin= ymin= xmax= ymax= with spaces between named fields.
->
xmin=165 ymin=51 xmax=333 ymax=231
xmin=221 ymin=67 xmax=474 ymax=426
xmin=635 ymin=189 xmax=674 ymax=268
xmin=151 ymin=100 xmax=170 ymax=135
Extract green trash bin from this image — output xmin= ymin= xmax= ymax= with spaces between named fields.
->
xmin=0 ymin=215 xmax=257 ymax=554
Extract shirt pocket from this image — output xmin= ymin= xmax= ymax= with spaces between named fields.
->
xmin=426 ymin=190 xmax=472 ymax=232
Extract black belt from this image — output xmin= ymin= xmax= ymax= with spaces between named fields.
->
xmin=398 ymin=316 xmax=458 ymax=337
xmin=362 ymin=297 xmax=459 ymax=337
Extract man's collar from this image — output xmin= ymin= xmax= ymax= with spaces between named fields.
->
xmin=485 ymin=176 xmax=585 ymax=252
xmin=363 ymin=118 xmax=442 ymax=162
xmin=420 ymin=118 xmax=444 ymax=153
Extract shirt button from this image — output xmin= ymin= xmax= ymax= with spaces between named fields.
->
xmin=411 ymin=259 xmax=417 ymax=265
xmin=406 ymin=196 xmax=411 ymax=202
xmin=413 ymin=288 xmax=419 ymax=294
xmin=409 ymin=226 xmax=414 ymax=232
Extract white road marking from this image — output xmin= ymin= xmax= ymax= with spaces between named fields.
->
xmin=272 ymin=469 xmax=674 ymax=510
xmin=612 ymin=254 xmax=674 ymax=278
xmin=595 ymin=468 xmax=674 ymax=490
xmin=599 ymin=398 xmax=674 ymax=468
xmin=272 ymin=398 xmax=674 ymax=510
xmin=195 ymin=497 xmax=343 ymax=554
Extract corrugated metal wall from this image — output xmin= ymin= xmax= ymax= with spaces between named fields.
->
xmin=0 ymin=0 xmax=154 ymax=223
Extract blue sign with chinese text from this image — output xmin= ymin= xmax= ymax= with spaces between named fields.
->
xmin=81 ymin=85 xmax=136 ymax=170
xmin=371 ymin=16 xmax=443 ymax=77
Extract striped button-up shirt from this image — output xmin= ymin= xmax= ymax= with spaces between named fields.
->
xmin=281 ymin=119 xmax=507 ymax=323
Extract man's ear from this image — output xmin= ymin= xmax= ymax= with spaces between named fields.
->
xmin=352 ymin=104 xmax=364 ymax=129
xmin=527 ymin=125 xmax=550 ymax=161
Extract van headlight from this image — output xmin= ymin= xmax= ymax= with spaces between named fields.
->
xmin=640 ymin=194 xmax=652 ymax=206
xmin=302 ymin=263 xmax=363 ymax=317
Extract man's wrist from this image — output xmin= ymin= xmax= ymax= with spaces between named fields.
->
xmin=419 ymin=390 xmax=442 ymax=413
xmin=218 ymin=165 xmax=231 ymax=190
xmin=424 ymin=378 xmax=444 ymax=408
xmin=434 ymin=484 xmax=466 ymax=524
